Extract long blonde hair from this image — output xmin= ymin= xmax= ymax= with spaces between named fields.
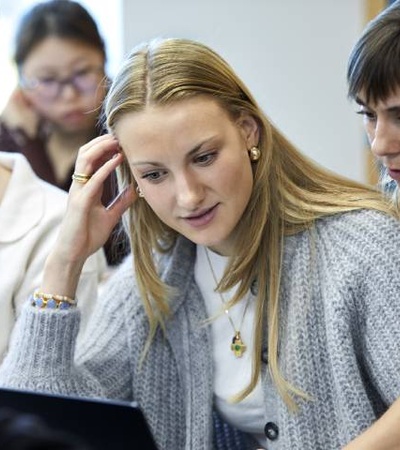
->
xmin=105 ymin=38 xmax=395 ymax=409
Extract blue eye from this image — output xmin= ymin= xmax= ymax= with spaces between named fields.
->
xmin=142 ymin=170 xmax=167 ymax=183
xmin=195 ymin=152 xmax=216 ymax=165
xmin=143 ymin=172 xmax=160 ymax=180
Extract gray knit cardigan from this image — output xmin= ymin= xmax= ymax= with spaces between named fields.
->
xmin=1 ymin=209 xmax=400 ymax=450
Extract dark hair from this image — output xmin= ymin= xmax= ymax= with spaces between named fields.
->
xmin=14 ymin=0 xmax=106 ymax=67
xmin=347 ymin=0 xmax=400 ymax=103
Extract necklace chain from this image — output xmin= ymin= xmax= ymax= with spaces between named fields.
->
xmin=204 ymin=247 xmax=251 ymax=357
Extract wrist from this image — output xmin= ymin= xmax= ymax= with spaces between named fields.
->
xmin=41 ymin=251 xmax=85 ymax=299
xmin=31 ymin=290 xmax=77 ymax=310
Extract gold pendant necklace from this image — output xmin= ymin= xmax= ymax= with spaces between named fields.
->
xmin=205 ymin=247 xmax=251 ymax=358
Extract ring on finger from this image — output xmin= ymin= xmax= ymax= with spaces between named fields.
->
xmin=72 ymin=172 xmax=92 ymax=184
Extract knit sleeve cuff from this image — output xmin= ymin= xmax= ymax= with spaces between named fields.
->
xmin=0 ymin=302 xmax=81 ymax=390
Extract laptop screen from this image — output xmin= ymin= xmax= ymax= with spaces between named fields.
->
xmin=0 ymin=387 xmax=158 ymax=449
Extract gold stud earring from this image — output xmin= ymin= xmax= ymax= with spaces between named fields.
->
xmin=248 ymin=146 xmax=261 ymax=162
xmin=135 ymin=185 xmax=144 ymax=198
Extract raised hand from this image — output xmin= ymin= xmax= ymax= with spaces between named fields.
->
xmin=42 ymin=134 xmax=136 ymax=297
xmin=1 ymin=87 xmax=41 ymax=139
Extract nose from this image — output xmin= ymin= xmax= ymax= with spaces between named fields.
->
xmin=175 ymin=171 xmax=205 ymax=210
xmin=370 ymin=119 xmax=400 ymax=159
xmin=58 ymin=81 xmax=80 ymax=100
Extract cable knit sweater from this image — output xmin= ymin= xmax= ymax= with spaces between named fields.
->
xmin=1 ymin=209 xmax=400 ymax=449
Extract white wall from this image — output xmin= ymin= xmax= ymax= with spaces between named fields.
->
xmin=121 ymin=0 xmax=366 ymax=182
xmin=77 ymin=0 xmax=123 ymax=78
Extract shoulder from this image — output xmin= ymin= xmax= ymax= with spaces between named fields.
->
xmin=99 ymin=257 xmax=140 ymax=308
xmin=282 ymin=210 xmax=400 ymax=321
xmin=315 ymin=211 xmax=400 ymax=337
xmin=105 ymin=243 xmax=190 ymax=292
xmin=284 ymin=209 xmax=400 ymax=275
xmin=7 ymin=152 xmax=67 ymax=210
xmin=312 ymin=210 xmax=400 ymax=286
xmin=314 ymin=209 xmax=400 ymax=249
xmin=98 ymin=238 xmax=196 ymax=314
xmin=28 ymin=171 xmax=67 ymax=229
xmin=0 ymin=153 xmax=67 ymax=242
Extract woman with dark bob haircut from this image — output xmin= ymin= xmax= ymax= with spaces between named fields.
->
xmin=347 ymin=0 xmax=400 ymax=199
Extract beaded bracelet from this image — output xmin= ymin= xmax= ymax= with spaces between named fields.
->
xmin=30 ymin=290 xmax=77 ymax=310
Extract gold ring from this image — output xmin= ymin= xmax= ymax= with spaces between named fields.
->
xmin=72 ymin=172 xmax=92 ymax=184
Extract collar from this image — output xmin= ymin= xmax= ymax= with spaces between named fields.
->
xmin=160 ymin=235 xmax=197 ymax=316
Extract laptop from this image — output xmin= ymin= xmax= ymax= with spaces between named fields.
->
xmin=0 ymin=387 xmax=159 ymax=449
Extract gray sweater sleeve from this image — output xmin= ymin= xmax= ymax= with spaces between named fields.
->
xmin=0 ymin=262 xmax=135 ymax=401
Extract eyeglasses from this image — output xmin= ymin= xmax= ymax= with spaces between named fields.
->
xmin=20 ymin=66 xmax=105 ymax=101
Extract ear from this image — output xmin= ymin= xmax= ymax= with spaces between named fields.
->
xmin=237 ymin=113 xmax=259 ymax=148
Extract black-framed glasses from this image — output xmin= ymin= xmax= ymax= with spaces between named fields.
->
xmin=20 ymin=66 xmax=105 ymax=101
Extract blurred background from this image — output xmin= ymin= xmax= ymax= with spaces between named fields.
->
xmin=0 ymin=0 xmax=393 ymax=184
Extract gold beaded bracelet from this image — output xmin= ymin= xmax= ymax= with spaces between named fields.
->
xmin=31 ymin=290 xmax=77 ymax=310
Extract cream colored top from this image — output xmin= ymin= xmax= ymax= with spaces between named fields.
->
xmin=0 ymin=152 xmax=107 ymax=362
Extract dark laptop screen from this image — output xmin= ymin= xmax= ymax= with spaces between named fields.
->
xmin=0 ymin=387 xmax=158 ymax=450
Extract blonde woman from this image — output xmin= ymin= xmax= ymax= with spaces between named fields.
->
xmin=1 ymin=38 xmax=400 ymax=450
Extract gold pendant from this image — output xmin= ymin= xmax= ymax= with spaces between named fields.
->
xmin=231 ymin=332 xmax=246 ymax=358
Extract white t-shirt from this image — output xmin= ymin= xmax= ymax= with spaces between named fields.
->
xmin=195 ymin=245 xmax=267 ymax=448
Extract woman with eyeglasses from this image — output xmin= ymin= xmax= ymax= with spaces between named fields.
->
xmin=0 ymin=0 xmax=127 ymax=266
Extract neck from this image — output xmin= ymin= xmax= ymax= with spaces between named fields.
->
xmin=47 ymin=128 xmax=96 ymax=183
xmin=50 ymin=127 xmax=95 ymax=148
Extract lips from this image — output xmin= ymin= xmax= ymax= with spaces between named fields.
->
xmin=388 ymin=168 xmax=400 ymax=182
xmin=183 ymin=205 xmax=218 ymax=228
xmin=64 ymin=110 xmax=84 ymax=119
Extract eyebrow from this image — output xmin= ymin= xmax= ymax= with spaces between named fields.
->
xmin=355 ymin=96 xmax=366 ymax=106
xmin=130 ymin=136 xmax=217 ymax=167
xmin=355 ymin=95 xmax=400 ymax=114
